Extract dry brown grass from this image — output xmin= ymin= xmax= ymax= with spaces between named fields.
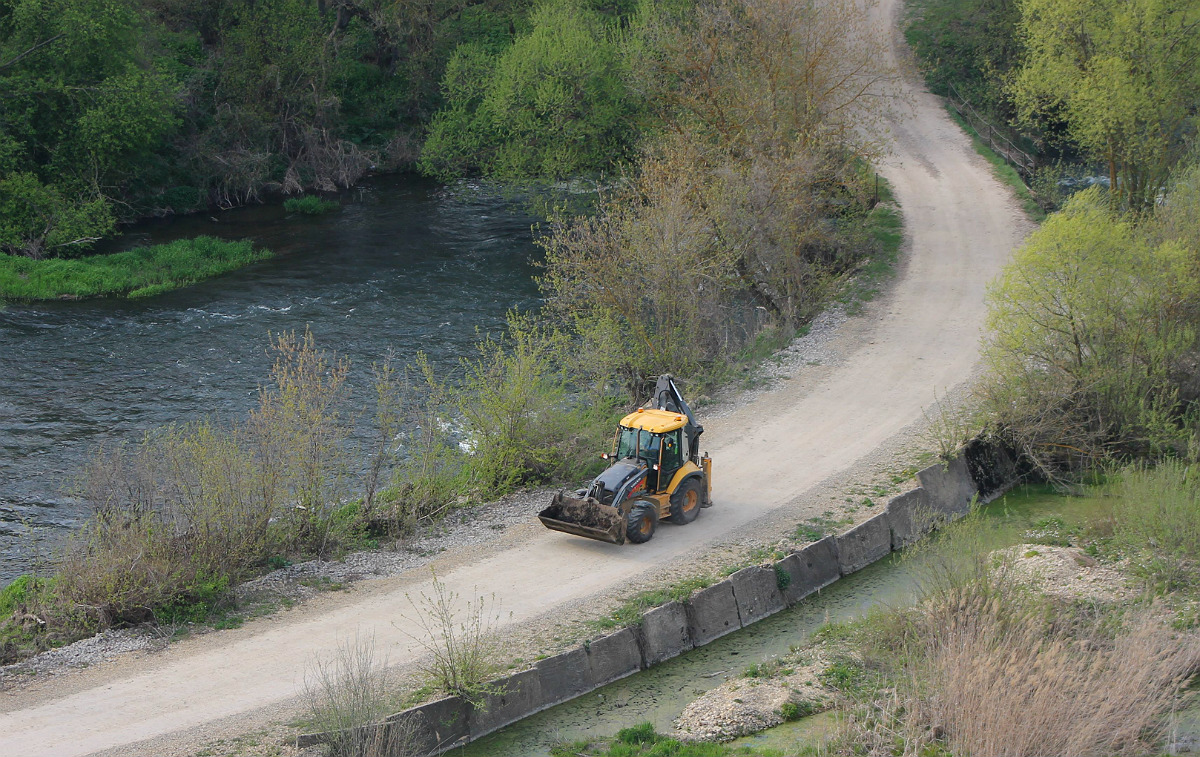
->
xmin=831 ymin=509 xmax=1200 ymax=756
xmin=305 ymin=635 xmax=412 ymax=757
xmin=913 ymin=589 xmax=1200 ymax=757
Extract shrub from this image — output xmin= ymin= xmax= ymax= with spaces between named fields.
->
xmin=1110 ymin=460 xmax=1200 ymax=592
xmin=980 ymin=187 xmax=1200 ymax=476
xmin=44 ymin=329 xmax=352 ymax=633
xmin=305 ymin=635 xmax=410 ymax=757
xmin=420 ymin=0 xmax=639 ymax=180
xmin=400 ymin=571 xmax=507 ymax=706
xmin=457 ymin=314 xmax=617 ymax=494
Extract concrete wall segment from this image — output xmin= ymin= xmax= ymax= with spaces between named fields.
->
xmin=638 ymin=601 xmax=694 ymax=666
xmin=728 ymin=565 xmax=786 ymax=624
xmin=836 ymin=512 xmax=893 ymax=576
xmin=536 ymin=647 xmax=592 ymax=706
xmin=466 ymin=668 xmax=543 ymax=739
xmin=586 ymin=627 xmax=643 ymax=685
xmin=917 ymin=455 xmax=977 ymax=518
xmin=685 ymin=580 xmax=741 ymax=646
xmin=886 ymin=487 xmax=936 ymax=550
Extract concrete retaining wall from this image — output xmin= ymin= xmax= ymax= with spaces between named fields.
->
xmin=299 ymin=445 xmax=1019 ymax=755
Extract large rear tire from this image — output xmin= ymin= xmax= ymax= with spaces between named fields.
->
xmin=669 ymin=477 xmax=703 ymax=525
xmin=625 ymin=499 xmax=658 ymax=544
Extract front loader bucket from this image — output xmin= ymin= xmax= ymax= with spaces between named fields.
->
xmin=539 ymin=491 xmax=626 ymax=545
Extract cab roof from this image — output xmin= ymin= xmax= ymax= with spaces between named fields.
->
xmin=619 ymin=407 xmax=687 ymax=434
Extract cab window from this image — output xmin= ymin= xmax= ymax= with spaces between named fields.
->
xmin=660 ymin=430 xmax=682 ymax=471
xmin=617 ymin=427 xmax=657 ymax=460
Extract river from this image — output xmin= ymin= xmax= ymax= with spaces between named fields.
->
xmin=0 ymin=175 xmax=542 ymax=581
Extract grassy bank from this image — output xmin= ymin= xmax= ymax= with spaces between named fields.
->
xmin=566 ymin=469 xmax=1200 ymax=756
xmin=0 ymin=237 xmax=271 ymax=301
xmin=945 ymin=106 xmax=1044 ymax=221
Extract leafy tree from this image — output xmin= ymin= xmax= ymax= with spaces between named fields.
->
xmin=1013 ymin=0 xmax=1200 ymax=212
xmin=0 ymin=0 xmax=178 ymax=255
xmin=420 ymin=0 xmax=640 ymax=179
xmin=982 ymin=187 xmax=1200 ymax=473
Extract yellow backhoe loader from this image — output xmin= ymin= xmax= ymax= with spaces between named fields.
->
xmin=539 ymin=375 xmax=712 ymax=544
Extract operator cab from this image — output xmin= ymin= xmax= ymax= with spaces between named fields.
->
xmin=615 ymin=408 xmax=688 ymax=493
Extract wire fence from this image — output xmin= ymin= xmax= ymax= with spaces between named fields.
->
xmin=947 ymin=83 xmax=1037 ymax=182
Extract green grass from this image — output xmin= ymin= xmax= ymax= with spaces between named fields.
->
xmin=551 ymin=723 xmax=783 ymax=756
xmin=0 ymin=236 xmax=272 ymax=301
xmin=592 ymin=576 xmax=716 ymax=631
xmin=945 ymin=106 xmax=1044 ymax=222
xmin=838 ymin=177 xmax=904 ymax=312
xmin=283 ymin=195 xmax=340 ymax=215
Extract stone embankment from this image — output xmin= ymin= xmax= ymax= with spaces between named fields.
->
xmin=298 ymin=441 xmax=1021 ymax=754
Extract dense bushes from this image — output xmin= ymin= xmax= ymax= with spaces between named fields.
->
xmin=537 ymin=0 xmax=895 ymax=394
xmin=0 ymin=0 xmax=541 ymax=256
xmin=421 ymin=0 xmax=641 ymax=180
xmin=979 ymin=163 xmax=1200 ymax=477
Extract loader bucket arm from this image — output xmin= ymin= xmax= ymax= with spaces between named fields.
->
xmin=653 ymin=374 xmax=704 ymax=460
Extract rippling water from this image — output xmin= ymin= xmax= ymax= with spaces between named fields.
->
xmin=0 ymin=175 xmax=541 ymax=580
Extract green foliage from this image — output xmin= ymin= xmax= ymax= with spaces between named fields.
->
xmin=0 ymin=0 xmax=556 ymax=253
xmin=551 ymin=724 xmax=775 ymax=756
xmin=0 ymin=575 xmax=47 ymax=619
xmin=0 ymin=0 xmax=180 ymax=255
xmin=0 ymin=173 xmax=115 ymax=257
xmin=1013 ymin=0 xmax=1200 ymax=212
xmin=458 ymin=314 xmax=618 ymax=493
xmin=773 ymin=563 xmax=790 ymax=591
xmin=904 ymin=0 xmax=1020 ymax=115
xmin=592 ymin=575 xmax=715 ymax=630
xmin=981 ymin=187 xmax=1200 ymax=474
xmin=421 ymin=0 xmax=640 ymax=180
xmin=283 ymin=195 xmax=340 ymax=215
xmin=0 ymin=237 xmax=271 ymax=300
xmin=1108 ymin=460 xmax=1200 ymax=593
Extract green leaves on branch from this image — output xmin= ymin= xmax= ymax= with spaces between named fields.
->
xmin=420 ymin=0 xmax=640 ymax=180
xmin=981 ymin=186 xmax=1200 ymax=474
xmin=0 ymin=0 xmax=180 ymax=256
xmin=1012 ymin=0 xmax=1200 ymax=212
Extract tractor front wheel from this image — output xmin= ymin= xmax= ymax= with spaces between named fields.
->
xmin=669 ymin=477 xmax=703 ymax=525
xmin=625 ymin=499 xmax=658 ymax=544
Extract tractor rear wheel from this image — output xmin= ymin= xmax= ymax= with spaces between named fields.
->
xmin=625 ymin=499 xmax=658 ymax=544
xmin=669 ymin=477 xmax=703 ymax=525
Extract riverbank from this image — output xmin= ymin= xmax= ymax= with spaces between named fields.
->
xmin=669 ymin=480 xmax=1200 ymax=757
xmin=532 ymin=478 xmax=1200 ymax=757
xmin=0 ymin=237 xmax=271 ymax=301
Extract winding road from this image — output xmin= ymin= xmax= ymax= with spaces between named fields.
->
xmin=0 ymin=1 xmax=1031 ymax=754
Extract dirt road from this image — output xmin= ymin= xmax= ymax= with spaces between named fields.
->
xmin=0 ymin=2 xmax=1031 ymax=754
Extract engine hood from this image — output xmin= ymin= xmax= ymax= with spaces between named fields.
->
xmin=588 ymin=458 xmax=648 ymax=506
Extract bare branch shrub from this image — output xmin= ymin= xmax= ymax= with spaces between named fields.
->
xmin=539 ymin=0 xmax=899 ymax=396
xmin=56 ymin=329 xmax=354 ymax=630
xmin=400 ymin=571 xmax=507 ymax=706
xmin=305 ymin=634 xmax=411 ymax=757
